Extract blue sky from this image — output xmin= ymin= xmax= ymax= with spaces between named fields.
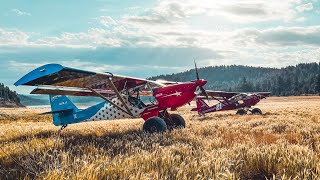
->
xmin=0 ymin=0 xmax=319 ymax=94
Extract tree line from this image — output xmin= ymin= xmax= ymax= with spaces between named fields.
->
xmin=0 ymin=83 xmax=21 ymax=103
xmin=150 ymin=62 xmax=320 ymax=96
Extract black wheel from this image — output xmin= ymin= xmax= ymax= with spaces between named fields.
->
xmin=167 ymin=114 xmax=186 ymax=130
xmin=236 ymin=109 xmax=247 ymax=115
xmin=251 ymin=108 xmax=262 ymax=115
xmin=143 ymin=117 xmax=167 ymax=133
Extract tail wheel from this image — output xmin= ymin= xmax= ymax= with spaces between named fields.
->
xmin=143 ymin=117 xmax=167 ymax=133
xmin=236 ymin=109 xmax=247 ymax=115
xmin=251 ymin=108 xmax=262 ymax=115
xmin=167 ymin=114 xmax=186 ymax=130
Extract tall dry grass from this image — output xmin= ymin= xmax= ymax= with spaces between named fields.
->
xmin=0 ymin=96 xmax=320 ymax=179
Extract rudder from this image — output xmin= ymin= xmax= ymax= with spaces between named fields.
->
xmin=49 ymin=95 xmax=79 ymax=126
xmin=191 ymin=98 xmax=209 ymax=112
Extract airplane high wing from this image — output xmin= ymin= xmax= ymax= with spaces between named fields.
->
xmin=15 ymin=64 xmax=165 ymax=96
xmin=201 ymin=90 xmax=271 ymax=99
xmin=204 ymin=91 xmax=239 ymax=99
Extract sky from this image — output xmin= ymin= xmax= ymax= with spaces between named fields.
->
xmin=0 ymin=0 xmax=319 ymax=94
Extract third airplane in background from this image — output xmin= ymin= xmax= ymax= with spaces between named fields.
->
xmin=192 ymin=91 xmax=271 ymax=115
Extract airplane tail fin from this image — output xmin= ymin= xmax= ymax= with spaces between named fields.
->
xmin=48 ymin=95 xmax=79 ymax=126
xmin=191 ymin=98 xmax=209 ymax=112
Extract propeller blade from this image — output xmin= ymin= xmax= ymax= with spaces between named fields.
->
xmin=194 ymin=58 xmax=199 ymax=80
xmin=199 ymin=86 xmax=209 ymax=100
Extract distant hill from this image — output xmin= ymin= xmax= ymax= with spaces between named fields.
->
xmin=150 ymin=62 xmax=320 ymax=96
xmin=0 ymin=83 xmax=24 ymax=107
xmin=18 ymin=94 xmax=49 ymax=106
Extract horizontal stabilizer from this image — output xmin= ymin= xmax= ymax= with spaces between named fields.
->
xmin=40 ymin=108 xmax=74 ymax=115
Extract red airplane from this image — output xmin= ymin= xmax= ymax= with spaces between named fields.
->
xmin=15 ymin=63 xmax=208 ymax=133
xmin=192 ymin=91 xmax=270 ymax=115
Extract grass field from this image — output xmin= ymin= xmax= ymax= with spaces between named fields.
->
xmin=1 ymin=96 xmax=320 ymax=179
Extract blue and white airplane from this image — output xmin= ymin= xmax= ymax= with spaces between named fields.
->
xmin=15 ymin=63 xmax=207 ymax=132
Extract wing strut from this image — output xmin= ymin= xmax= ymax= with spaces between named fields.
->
xmin=107 ymin=78 xmax=134 ymax=116
xmin=87 ymin=87 xmax=133 ymax=116
xmin=207 ymin=96 xmax=229 ymax=106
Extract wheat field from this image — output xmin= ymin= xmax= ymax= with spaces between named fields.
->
xmin=0 ymin=96 xmax=320 ymax=179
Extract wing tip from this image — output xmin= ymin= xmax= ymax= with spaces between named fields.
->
xmin=14 ymin=63 xmax=64 ymax=86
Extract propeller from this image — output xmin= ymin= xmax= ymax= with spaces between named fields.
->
xmin=194 ymin=58 xmax=200 ymax=80
xmin=193 ymin=58 xmax=209 ymax=100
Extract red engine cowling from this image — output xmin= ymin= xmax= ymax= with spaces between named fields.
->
xmin=153 ymin=80 xmax=207 ymax=111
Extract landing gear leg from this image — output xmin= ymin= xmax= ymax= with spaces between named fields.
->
xmin=58 ymin=124 xmax=68 ymax=132
xmin=159 ymin=110 xmax=186 ymax=130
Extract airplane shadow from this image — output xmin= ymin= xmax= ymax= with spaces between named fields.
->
xmin=0 ymin=130 xmax=54 ymax=144
xmin=0 ymin=128 xmax=176 ymax=178
xmin=194 ymin=112 xmax=279 ymax=121
xmin=2 ymin=127 xmax=174 ymax=157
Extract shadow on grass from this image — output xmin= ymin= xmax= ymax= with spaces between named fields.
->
xmin=0 ymin=130 xmax=55 ymax=144
xmin=0 ymin=128 xmax=175 ymax=179
xmin=193 ymin=111 xmax=280 ymax=122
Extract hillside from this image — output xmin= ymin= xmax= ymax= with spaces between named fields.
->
xmin=18 ymin=94 xmax=50 ymax=106
xmin=0 ymin=83 xmax=23 ymax=107
xmin=150 ymin=62 xmax=320 ymax=96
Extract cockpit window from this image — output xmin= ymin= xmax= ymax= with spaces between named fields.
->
xmin=128 ymin=96 xmax=146 ymax=109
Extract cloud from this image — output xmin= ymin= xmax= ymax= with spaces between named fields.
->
xmin=222 ymin=3 xmax=267 ymax=16
xmin=123 ymin=1 xmax=203 ymax=26
xmin=100 ymin=16 xmax=116 ymax=26
xmin=3 ymin=46 xmax=221 ymax=68
xmin=7 ymin=57 xmax=192 ymax=78
xmin=36 ymin=28 xmax=123 ymax=48
xmin=11 ymin=9 xmax=31 ymax=16
xmin=123 ymin=0 xmax=304 ymax=26
xmin=235 ymin=26 xmax=320 ymax=47
xmin=0 ymin=28 xmax=29 ymax=46
xmin=211 ymin=0 xmax=302 ymax=23
xmin=1 ymin=1 xmax=313 ymax=50
xmin=296 ymin=2 xmax=313 ymax=13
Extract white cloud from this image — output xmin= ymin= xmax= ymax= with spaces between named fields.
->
xmin=296 ymin=2 xmax=314 ymax=12
xmin=35 ymin=28 xmax=122 ymax=48
xmin=0 ymin=28 xmax=29 ymax=46
xmin=8 ymin=59 xmax=187 ymax=76
xmin=234 ymin=26 xmax=320 ymax=47
xmin=100 ymin=16 xmax=116 ymax=26
xmin=203 ymin=0 xmax=303 ymax=23
xmin=123 ymin=1 xmax=186 ymax=25
xmin=8 ymin=61 xmax=47 ymax=74
xmin=1 ymin=0 xmax=319 ymax=71
xmin=11 ymin=9 xmax=31 ymax=16
xmin=123 ymin=0 xmax=303 ymax=25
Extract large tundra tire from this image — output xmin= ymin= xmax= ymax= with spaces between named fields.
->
xmin=167 ymin=114 xmax=186 ymax=130
xmin=143 ymin=117 xmax=167 ymax=133
xmin=236 ymin=109 xmax=247 ymax=115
